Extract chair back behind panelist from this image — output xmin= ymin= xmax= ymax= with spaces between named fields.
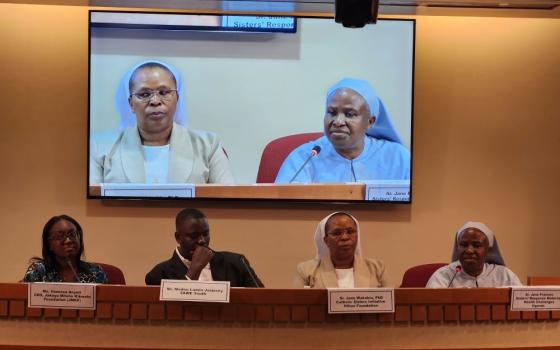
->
xmin=256 ymin=132 xmax=323 ymax=183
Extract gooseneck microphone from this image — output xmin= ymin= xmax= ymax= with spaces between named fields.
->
xmin=201 ymin=245 xmax=262 ymax=287
xmin=240 ymin=255 xmax=262 ymax=288
xmin=305 ymin=259 xmax=322 ymax=288
xmin=66 ymin=258 xmax=81 ymax=283
xmin=447 ymin=265 xmax=461 ymax=288
xmin=289 ymin=145 xmax=321 ymax=183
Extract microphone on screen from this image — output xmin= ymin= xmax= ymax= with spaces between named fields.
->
xmin=289 ymin=145 xmax=321 ymax=183
xmin=447 ymin=265 xmax=461 ymax=288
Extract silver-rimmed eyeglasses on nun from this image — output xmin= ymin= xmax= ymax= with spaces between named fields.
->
xmin=129 ymin=89 xmax=178 ymax=103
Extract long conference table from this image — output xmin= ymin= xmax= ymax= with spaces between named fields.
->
xmin=0 ymin=283 xmax=558 ymax=350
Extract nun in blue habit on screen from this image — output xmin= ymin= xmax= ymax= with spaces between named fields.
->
xmin=275 ymin=78 xmax=410 ymax=183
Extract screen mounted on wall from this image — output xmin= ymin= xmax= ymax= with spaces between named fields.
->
xmin=88 ymin=10 xmax=415 ymax=203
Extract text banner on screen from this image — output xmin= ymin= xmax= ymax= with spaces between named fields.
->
xmin=100 ymin=183 xmax=195 ymax=198
xmin=364 ymin=180 xmax=410 ymax=201
xmin=90 ymin=12 xmax=296 ymax=33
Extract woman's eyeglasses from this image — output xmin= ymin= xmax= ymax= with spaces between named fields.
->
xmin=49 ymin=230 xmax=79 ymax=242
xmin=326 ymin=228 xmax=357 ymax=239
xmin=130 ymin=89 xmax=178 ymax=102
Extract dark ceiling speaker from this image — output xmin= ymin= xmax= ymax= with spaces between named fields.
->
xmin=335 ymin=0 xmax=380 ymax=28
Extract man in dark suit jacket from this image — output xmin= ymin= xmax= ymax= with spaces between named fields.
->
xmin=145 ymin=208 xmax=263 ymax=287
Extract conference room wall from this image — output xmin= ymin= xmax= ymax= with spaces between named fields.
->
xmin=0 ymin=3 xmax=559 ymax=288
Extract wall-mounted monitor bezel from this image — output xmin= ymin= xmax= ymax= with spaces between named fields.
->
xmin=87 ymin=10 xmax=415 ymax=204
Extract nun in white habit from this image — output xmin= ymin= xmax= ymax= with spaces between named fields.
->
xmin=426 ymin=221 xmax=522 ymax=288
xmin=294 ymin=212 xmax=392 ymax=288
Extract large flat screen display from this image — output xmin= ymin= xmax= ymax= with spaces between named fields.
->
xmin=88 ymin=11 xmax=415 ymax=202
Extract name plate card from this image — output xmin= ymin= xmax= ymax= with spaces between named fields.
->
xmin=28 ymin=283 xmax=96 ymax=310
xmin=363 ymin=180 xmax=410 ymax=201
xmin=160 ymin=280 xmax=230 ymax=303
xmin=101 ymin=183 xmax=195 ymax=198
xmin=511 ymin=287 xmax=560 ymax=311
xmin=327 ymin=288 xmax=395 ymax=314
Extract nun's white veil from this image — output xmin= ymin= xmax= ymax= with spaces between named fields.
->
xmin=451 ymin=221 xmax=506 ymax=266
xmin=314 ymin=212 xmax=362 ymax=259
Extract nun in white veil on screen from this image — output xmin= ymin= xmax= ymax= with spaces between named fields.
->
xmin=89 ymin=60 xmax=234 ymax=185
xmin=426 ymin=221 xmax=522 ymax=288
xmin=275 ymin=77 xmax=410 ymax=183
xmin=294 ymin=211 xmax=392 ymax=288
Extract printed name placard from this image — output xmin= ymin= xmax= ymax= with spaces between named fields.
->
xmin=327 ymin=288 xmax=395 ymax=314
xmin=28 ymin=283 xmax=96 ymax=310
xmin=160 ymin=280 xmax=230 ymax=303
xmin=363 ymin=180 xmax=410 ymax=201
xmin=101 ymin=183 xmax=195 ymax=198
xmin=511 ymin=287 xmax=560 ymax=311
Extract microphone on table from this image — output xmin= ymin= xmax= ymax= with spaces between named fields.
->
xmin=240 ymin=255 xmax=262 ymax=288
xmin=305 ymin=259 xmax=322 ymax=288
xmin=447 ymin=265 xmax=461 ymax=288
xmin=202 ymin=245 xmax=261 ymax=287
xmin=289 ymin=145 xmax=321 ymax=183
xmin=66 ymin=258 xmax=81 ymax=283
